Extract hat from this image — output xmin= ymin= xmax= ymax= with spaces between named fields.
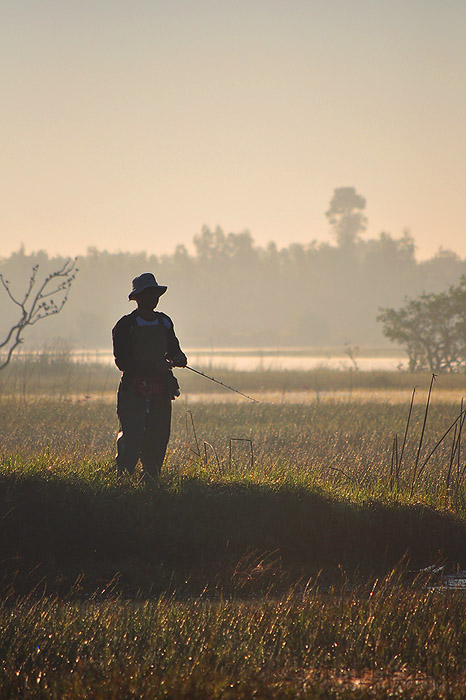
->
xmin=128 ymin=273 xmax=167 ymax=300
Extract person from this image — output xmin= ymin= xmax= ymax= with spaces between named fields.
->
xmin=112 ymin=273 xmax=187 ymax=482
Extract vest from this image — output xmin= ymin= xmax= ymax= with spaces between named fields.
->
xmin=130 ymin=322 xmax=168 ymax=377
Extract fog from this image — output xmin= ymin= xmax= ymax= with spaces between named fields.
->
xmin=2 ymin=191 xmax=465 ymax=353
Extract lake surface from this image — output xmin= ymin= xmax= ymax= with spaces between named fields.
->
xmin=70 ymin=348 xmax=407 ymax=372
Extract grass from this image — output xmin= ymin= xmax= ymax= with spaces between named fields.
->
xmin=2 ymin=394 xmax=466 ymax=596
xmin=2 ymin=370 xmax=466 ymax=696
xmin=2 ymin=463 xmax=466 ymax=599
xmin=2 ymin=578 xmax=466 ymax=698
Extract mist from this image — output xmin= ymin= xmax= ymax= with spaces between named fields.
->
xmin=2 ymin=202 xmax=465 ymax=353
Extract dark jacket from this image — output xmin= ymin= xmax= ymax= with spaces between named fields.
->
xmin=112 ymin=310 xmax=186 ymax=380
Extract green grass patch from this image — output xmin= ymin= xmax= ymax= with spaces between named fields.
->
xmin=2 ymin=462 xmax=466 ymax=598
xmin=2 ymin=392 xmax=466 ymax=697
xmin=2 ymin=393 xmax=466 ymax=598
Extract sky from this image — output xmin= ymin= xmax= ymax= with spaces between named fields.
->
xmin=1 ymin=0 xmax=465 ymax=260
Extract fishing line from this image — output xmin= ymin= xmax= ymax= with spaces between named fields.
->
xmin=183 ymin=365 xmax=259 ymax=403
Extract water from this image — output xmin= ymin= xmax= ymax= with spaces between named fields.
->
xmin=440 ymin=573 xmax=466 ymax=590
xmin=428 ymin=573 xmax=466 ymax=591
xmin=419 ymin=566 xmax=466 ymax=591
xmin=186 ymin=352 xmax=405 ymax=372
xmin=69 ymin=348 xmax=406 ymax=372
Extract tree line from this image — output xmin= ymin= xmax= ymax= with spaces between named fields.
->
xmin=1 ymin=188 xmax=466 ymax=355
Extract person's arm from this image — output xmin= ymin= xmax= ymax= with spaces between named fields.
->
xmin=112 ymin=316 xmax=133 ymax=371
xmin=161 ymin=314 xmax=187 ymax=367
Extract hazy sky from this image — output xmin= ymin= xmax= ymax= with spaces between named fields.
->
xmin=1 ymin=0 xmax=465 ymax=260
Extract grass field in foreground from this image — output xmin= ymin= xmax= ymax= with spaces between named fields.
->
xmin=2 ymin=377 xmax=466 ymax=697
xmin=2 ymin=577 xmax=466 ymax=699
xmin=2 ymin=391 xmax=466 ymax=593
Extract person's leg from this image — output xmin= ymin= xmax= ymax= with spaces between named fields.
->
xmin=116 ymin=385 xmax=146 ymax=475
xmin=141 ymin=397 xmax=172 ymax=480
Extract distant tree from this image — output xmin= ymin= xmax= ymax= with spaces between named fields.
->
xmin=192 ymin=226 xmax=255 ymax=262
xmin=377 ymin=277 xmax=466 ymax=372
xmin=0 ymin=258 xmax=78 ymax=371
xmin=325 ymin=187 xmax=367 ymax=247
xmin=192 ymin=225 xmax=227 ymax=260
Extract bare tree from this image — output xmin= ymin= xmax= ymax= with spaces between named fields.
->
xmin=0 ymin=258 xmax=78 ymax=371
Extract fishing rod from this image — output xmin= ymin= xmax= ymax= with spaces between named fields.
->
xmin=183 ymin=365 xmax=259 ymax=403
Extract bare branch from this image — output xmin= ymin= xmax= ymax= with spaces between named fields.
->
xmin=0 ymin=258 xmax=78 ymax=372
xmin=0 ymin=274 xmax=26 ymax=311
xmin=0 ymin=320 xmax=26 ymax=351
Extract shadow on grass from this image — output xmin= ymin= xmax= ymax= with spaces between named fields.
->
xmin=1 ymin=473 xmax=466 ymax=597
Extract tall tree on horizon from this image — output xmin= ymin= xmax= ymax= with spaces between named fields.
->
xmin=325 ymin=187 xmax=367 ymax=248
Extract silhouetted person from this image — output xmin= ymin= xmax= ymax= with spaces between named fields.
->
xmin=112 ymin=273 xmax=187 ymax=482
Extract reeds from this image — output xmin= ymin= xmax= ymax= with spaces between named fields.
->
xmin=3 ymin=383 xmax=466 ymax=697
xmin=1 ymin=574 xmax=466 ymax=698
xmin=381 ymin=375 xmax=466 ymax=502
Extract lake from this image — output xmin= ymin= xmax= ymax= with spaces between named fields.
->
xmin=69 ymin=347 xmax=407 ymax=372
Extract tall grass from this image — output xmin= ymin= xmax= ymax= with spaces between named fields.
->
xmin=2 ymin=575 xmax=466 ymax=698
xmin=2 ymin=374 xmax=466 ymax=696
xmin=2 ymin=393 xmax=466 ymax=506
xmin=2 ymin=394 xmax=466 ymax=599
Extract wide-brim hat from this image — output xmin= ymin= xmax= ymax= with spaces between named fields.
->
xmin=128 ymin=273 xmax=167 ymax=300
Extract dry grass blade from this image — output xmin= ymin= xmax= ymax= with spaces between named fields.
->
xmin=446 ymin=422 xmax=458 ymax=502
xmin=185 ymin=409 xmax=201 ymax=457
xmin=415 ymin=408 xmax=466 ymax=487
xmin=389 ymin=435 xmax=397 ymax=491
xmin=410 ymin=374 xmax=436 ymax=497
xmin=203 ymin=440 xmax=223 ymax=474
xmin=228 ymin=437 xmax=254 ymax=471
xmin=398 ymin=386 xmax=416 ymax=477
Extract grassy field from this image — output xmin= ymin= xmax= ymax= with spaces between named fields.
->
xmin=2 ymin=363 xmax=466 ymax=697
xmin=2 ymin=580 xmax=466 ymax=699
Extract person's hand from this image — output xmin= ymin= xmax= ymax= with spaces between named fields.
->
xmin=171 ymin=352 xmax=187 ymax=368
